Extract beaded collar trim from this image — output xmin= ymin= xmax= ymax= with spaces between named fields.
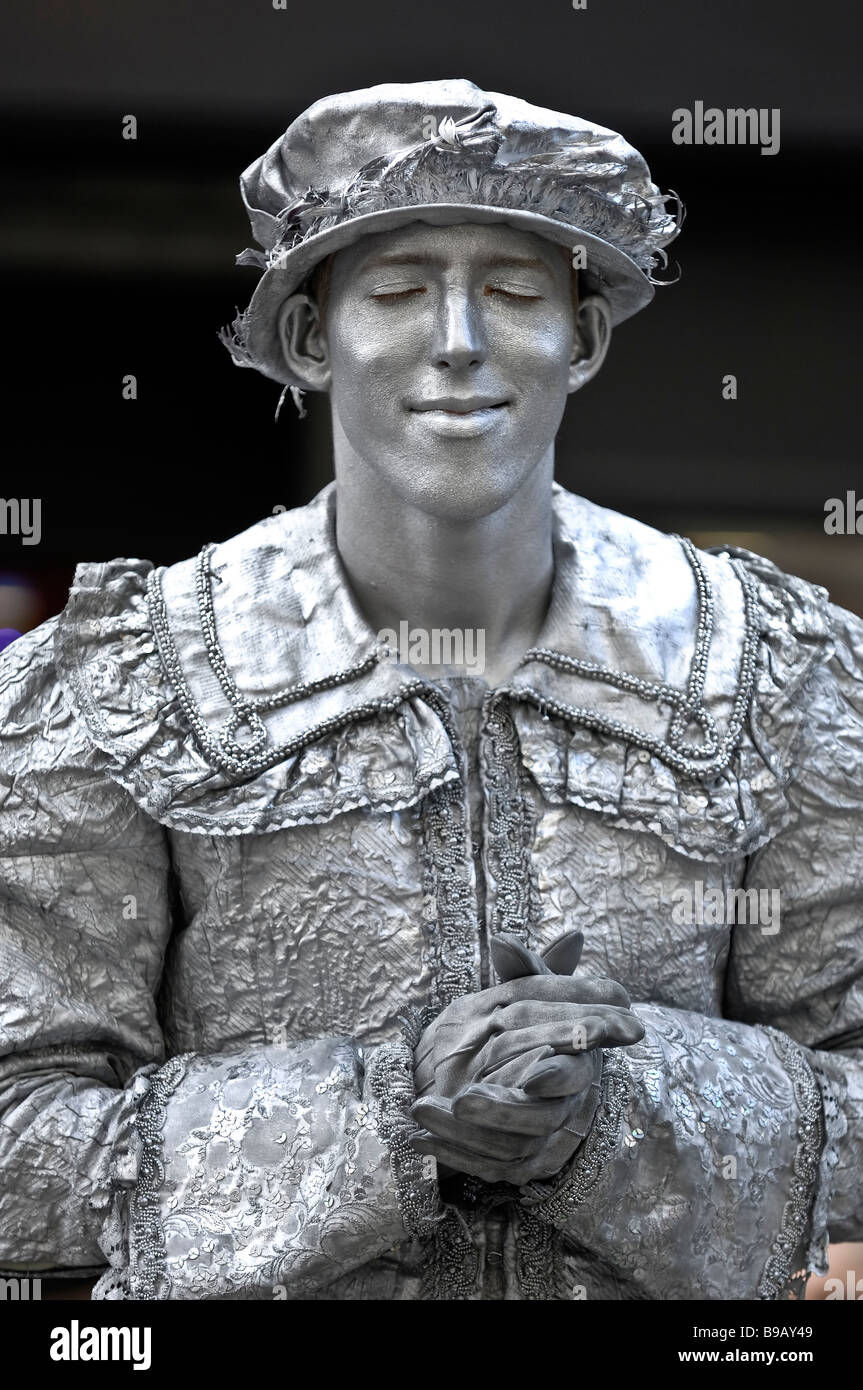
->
xmin=507 ymin=539 xmax=761 ymax=781
xmin=146 ymin=522 xmax=761 ymax=787
xmin=147 ymin=546 xmax=429 ymax=779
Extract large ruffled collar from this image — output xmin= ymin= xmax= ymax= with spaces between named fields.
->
xmin=54 ymin=482 xmax=833 ymax=851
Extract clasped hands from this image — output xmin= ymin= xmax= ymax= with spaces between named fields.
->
xmin=410 ymin=930 xmax=644 ymax=1186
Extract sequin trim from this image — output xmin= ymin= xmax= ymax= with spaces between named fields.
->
xmin=481 ymin=694 xmax=540 ymax=945
xmin=418 ymin=689 xmax=574 ymax=1298
xmin=757 ymin=1029 xmax=825 ymax=1301
xmin=366 ymin=1009 xmax=443 ymax=1240
xmin=806 ymin=1057 xmax=848 ymax=1277
xmin=415 ymin=687 xmax=532 ymax=1299
xmin=128 ymin=1053 xmax=191 ymax=1301
xmin=422 ymin=1208 xmax=482 ymax=1300
xmin=516 ymin=1207 xmax=565 ymax=1300
xmin=417 ymin=688 xmax=482 ymax=1013
xmin=413 ymin=695 xmax=485 ymax=1298
xmin=518 ymin=1050 xmax=631 ymax=1225
xmin=367 ymin=1008 xmax=479 ymax=1300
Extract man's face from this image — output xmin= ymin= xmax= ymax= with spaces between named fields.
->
xmin=321 ymin=221 xmax=578 ymax=520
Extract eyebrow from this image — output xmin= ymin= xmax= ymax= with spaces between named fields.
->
xmin=482 ymin=256 xmax=552 ymax=273
xmin=359 ymin=252 xmax=553 ymax=275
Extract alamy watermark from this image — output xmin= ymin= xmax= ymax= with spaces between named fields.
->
xmin=824 ymin=1269 xmax=863 ymax=1299
xmin=824 ymin=490 xmax=862 ymax=535
xmin=377 ymin=622 xmax=486 ymax=674
xmin=670 ymin=882 xmax=780 ymax=934
xmin=672 ymin=102 xmax=780 ymax=156
xmin=50 ymin=1320 xmax=151 ymax=1370
xmin=0 ymin=498 xmax=41 ymax=545
xmin=0 ymin=1275 xmax=41 ymax=1299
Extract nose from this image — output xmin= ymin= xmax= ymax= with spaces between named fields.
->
xmin=432 ymin=287 xmax=487 ymax=370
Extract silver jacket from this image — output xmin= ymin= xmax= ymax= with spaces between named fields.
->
xmin=0 ymin=482 xmax=860 ymax=1300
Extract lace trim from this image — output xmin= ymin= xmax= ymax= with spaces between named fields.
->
xmin=482 ymin=694 xmax=541 ymax=945
xmin=757 ymin=1029 xmax=825 ymax=1301
xmin=806 ymin=1057 xmax=849 ymax=1276
xmin=417 ymin=689 xmax=482 ymax=1013
xmin=518 ymin=1049 xmax=632 ymax=1225
xmin=367 ymin=1008 xmax=479 ymax=1300
xmin=127 ymin=1053 xmax=192 ymax=1301
xmin=515 ymin=1207 xmax=571 ymax=1300
xmin=366 ymin=1010 xmax=443 ymax=1240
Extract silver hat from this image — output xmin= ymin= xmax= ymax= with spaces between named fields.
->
xmin=220 ymin=78 xmax=683 ymax=387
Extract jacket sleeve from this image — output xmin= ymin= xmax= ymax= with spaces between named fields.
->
xmin=517 ymin=593 xmax=863 ymax=1301
xmin=0 ymin=619 xmax=441 ymax=1299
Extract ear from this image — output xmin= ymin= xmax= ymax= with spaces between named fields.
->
xmin=276 ymin=293 xmax=332 ymax=392
xmin=567 ymin=294 xmax=612 ymax=394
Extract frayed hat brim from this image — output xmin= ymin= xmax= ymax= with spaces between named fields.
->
xmin=220 ymin=202 xmax=657 ymax=387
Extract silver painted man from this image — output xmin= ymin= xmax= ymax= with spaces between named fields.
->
xmin=0 ymin=80 xmax=860 ymax=1300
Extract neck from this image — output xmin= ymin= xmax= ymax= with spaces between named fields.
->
xmin=332 ymin=434 xmax=555 ymax=687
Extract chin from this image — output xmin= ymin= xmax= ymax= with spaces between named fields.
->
xmin=397 ymin=469 xmax=533 ymax=523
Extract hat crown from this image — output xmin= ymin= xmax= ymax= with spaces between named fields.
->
xmin=240 ymin=78 xmax=658 ymax=252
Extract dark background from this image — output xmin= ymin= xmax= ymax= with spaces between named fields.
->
xmin=1 ymin=0 xmax=861 ymax=631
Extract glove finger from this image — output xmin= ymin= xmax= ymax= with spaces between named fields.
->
xmin=462 ymin=974 xmax=631 ymax=1011
xmin=409 ymin=1134 xmax=514 ymax=1186
xmin=474 ymin=1022 xmax=607 ymax=1081
xmin=482 ymin=976 xmax=632 ymax=1008
xmin=555 ymin=976 xmax=632 ymax=1007
xmin=522 ymin=1052 xmax=599 ymax=1097
xmin=490 ymin=1000 xmax=639 ymax=1039
xmin=569 ymin=1009 xmax=645 ymax=1051
xmin=475 ymin=1023 xmax=572 ymax=1076
xmin=413 ymin=983 xmax=640 ymax=1093
xmin=413 ymin=1014 xmax=498 ymax=1093
xmin=490 ymin=934 xmax=551 ymax=982
xmin=540 ymin=930 xmax=584 ymax=976
xmin=410 ymin=1102 xmax=545 ymax=1160
xmin=471 ymin=1043 xmax=554 ymax=1089
xmin=417 ymin=986 xmax=632 ymax=1080
xmin=413 ymin=980 xmax=583 ymax=1074
xmin=451 ymin=1083 xmax=579 ymax=1135
xmin=413 ymin=1015 xmax=489 ymax=1073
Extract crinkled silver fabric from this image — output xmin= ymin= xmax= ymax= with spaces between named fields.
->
xmin=0 ymin=483 xmax=860 ymax=1299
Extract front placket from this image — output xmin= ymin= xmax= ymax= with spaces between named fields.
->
xmin=479 ymin=689 xmax=574 ymax=1300
xmin=414 ymin=684 xmax=571 ymax=1300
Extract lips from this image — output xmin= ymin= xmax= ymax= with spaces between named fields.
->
xmin=411 ymin=397 xmax=509 ymax=414
xmin=408 ymin=398 xmax=510 ymax=437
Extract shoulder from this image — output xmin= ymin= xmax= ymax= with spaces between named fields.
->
xmin=50 ymin=486 xmax=335 ymax=756
xmin=0 ymin=615 xmax=67 ymax=747
xmin=705 ymin=541 xmax=863 ymax=771
xmin=551 ymin=482 xmax=843 ymax=693
xmin=0 ymin=614 xmax=151 ymax=853
xmin=533 ymin=487 xmax=859 ymax=854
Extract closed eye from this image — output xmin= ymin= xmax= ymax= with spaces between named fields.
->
xmin=484 ymin=284 xmax=543 ymax=301
xmin=370 ymin=287 xmax=428 ymax=301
